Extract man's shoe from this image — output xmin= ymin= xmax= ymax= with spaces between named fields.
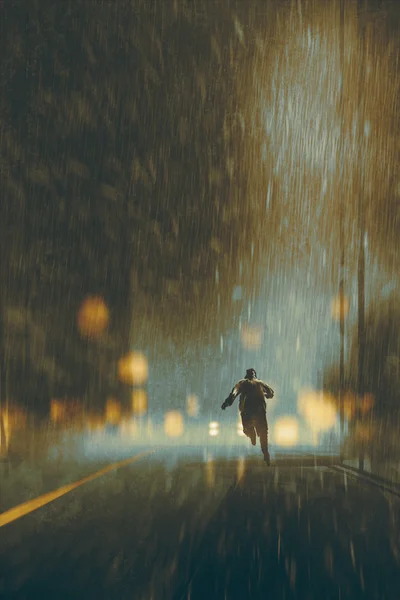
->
xmin=249 ymin=430 xmax=257 ymax=446
xmin=263 ymin=451 xmax=271 ymax=466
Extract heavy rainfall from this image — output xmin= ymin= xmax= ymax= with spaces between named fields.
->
xmin=0 ymin=0 xmax=399 ymax=598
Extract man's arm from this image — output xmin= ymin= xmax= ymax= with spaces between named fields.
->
xmin=260 ymin=381 xmax=274 ymax=399
xmin=221 ymin=380 xmax=243 ymax=410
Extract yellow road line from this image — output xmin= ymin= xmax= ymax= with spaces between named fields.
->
xmin=0 ymin=449 xmax=154 ymax=528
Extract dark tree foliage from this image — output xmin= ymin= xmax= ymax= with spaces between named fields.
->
xmin=0 ymin=0 xmax=265 ymax=405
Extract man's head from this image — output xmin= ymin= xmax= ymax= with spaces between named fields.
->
xmin=245 ymin=368 xmax=257 ymax=380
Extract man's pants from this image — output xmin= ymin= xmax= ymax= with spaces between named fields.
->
xmin=241 ymin=411 xmax=269 ymax=454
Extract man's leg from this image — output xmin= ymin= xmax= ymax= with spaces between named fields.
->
xmin=241 ymin=412 xmax=256 ymax=446
xmin=255 ymin=412 xmax=270 ymax=464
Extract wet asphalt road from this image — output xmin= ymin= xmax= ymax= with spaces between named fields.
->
xmin=1 ymin=449 xmax=400 ymax=600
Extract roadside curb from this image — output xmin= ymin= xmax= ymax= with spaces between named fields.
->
xmin=332 ymin=464 xmax=400 ymax=498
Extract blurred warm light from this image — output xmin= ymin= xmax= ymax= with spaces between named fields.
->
xmin=164 ymin=410 xmax=184 ymax=437
xmin=240 ymin=323 xmax=263 ymax=350
xmin=50 ymin=399 xmax=66 ymax=422
xmin=209 ymin=421 xmax=219 ymax=437
xmin=105 ymin=398 xmax=122 ymax=425
xmin=131 ymin=389 xmax=148 ymax=416
xmin=340 ymin=392 xmax=374 ymax=420
xmin=77 ymin=296 xmax=109 ymax=338
xmin=4 ymin=407 xmax=27 ymax=428
xmin=331 ymin=295 xmax=350 ymax=321
xmin=361 ymin=393 xmax=375 ymax=415
xmin=297 ymin=389 xmax=337 ymax=433
xmin=186 ymin=394 xmax=200 ymax=417
xmin=118 ymin=352 xmax=148 ymax=386
xmin=274 ymin=416 xmax=300 ymax=447
xmin=343 ymin=392 xmax=357 ymax=420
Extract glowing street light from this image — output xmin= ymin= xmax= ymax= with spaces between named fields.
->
xmin=118 ymin=352 xmax=148 ymax=386
xmin=131 ymin=389 xmax=148 ymax=416
xmin=105 ymin=398 xmax=122 ymax=425
xmin=209 ymin=421 xmax=219 ymax=436
xmin=273 ymin=416 xmax=300 ymax=447
xmin=77 ymin=296 xmax=109 ymax=339
xmin=297 ymin=389 xmax=337 ymax=445
xmin=164 ymin=410 xmax=184 ymax=438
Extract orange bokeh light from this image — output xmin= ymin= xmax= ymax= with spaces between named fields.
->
xmin=343 ymin=392 xmax=357 ymax=420
xmin=361 ymin=393 xmax=375 ymax=415
xmin=105 ymin=398 xmax=122 ymax=425
xmin=331 ymin=295 xmax=350 ymax=321
xmin=340 ymin=392 xmax=374 ymax=419
xmin=118 ymin=352 xmax=148 ymax=386
xmin=274 ymin=416 xmax=300 ymax=446
xmin=77 ymin=296 xmax=110 ymax=338
xmin=131 ymin=389 xmax=148 ymax=416
xmin=164 ymin=410 xmax=184 ymax=438
xmin=298 ymin=389 xmax=337 ymax=432
xmin=50 ymin=399 xmax=67 ymax=422
xmin=2 ymin=407 xmax=27 ymax=428
xmin=209 ymin=421 xmax=219 ymax=436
